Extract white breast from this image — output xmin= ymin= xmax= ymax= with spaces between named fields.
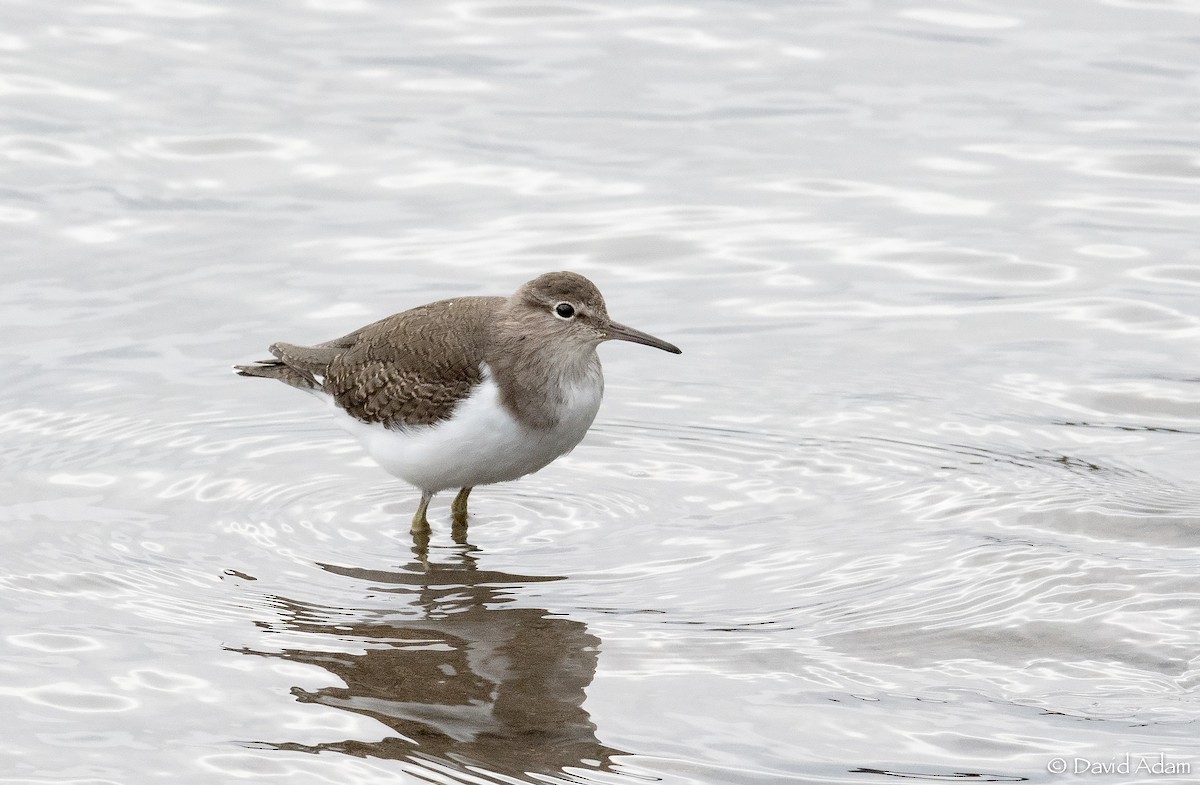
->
xmin=331 ymin=363 xmax=604 ymax=493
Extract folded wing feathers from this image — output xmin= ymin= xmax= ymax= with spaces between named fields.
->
xmin=235 ymin=297 xmax=502 ymax=429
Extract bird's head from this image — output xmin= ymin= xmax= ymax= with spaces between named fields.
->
xmin=509 ymin=271 xmax=682 ymax=357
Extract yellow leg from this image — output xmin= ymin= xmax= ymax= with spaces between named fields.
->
xmin=411 ymin=490 xmax=433 ymax=534
xmin=451 ymin=487 xmax=472 ymax=527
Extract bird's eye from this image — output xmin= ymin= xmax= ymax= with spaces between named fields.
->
xmin=554 ymin=302 xmax=576 ymax=320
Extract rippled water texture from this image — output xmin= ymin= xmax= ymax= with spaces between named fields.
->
xmin=3 ymin=1 xmax=1200 ymax=783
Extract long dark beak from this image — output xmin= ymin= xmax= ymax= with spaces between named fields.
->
xmin=603 ymin=320 xmax=682 ymax=354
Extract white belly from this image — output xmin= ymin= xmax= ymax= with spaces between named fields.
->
xmin=330 ymin=368 xmax=603 ymax=493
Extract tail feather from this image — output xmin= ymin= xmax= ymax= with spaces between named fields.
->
xmin=234 ymin=358 xmax=319 ymax=390
xmin=237 ymin=340 xmax=344 ymax=392
xmin=269 ymin=342 xmax=340 ymax=375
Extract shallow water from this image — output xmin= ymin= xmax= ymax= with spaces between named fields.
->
xmin=3 ymin=1 xmax=1200 ymax=783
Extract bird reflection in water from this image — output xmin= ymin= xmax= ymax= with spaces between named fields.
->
xmin=235 ymin=529 xmax=627 ymax=782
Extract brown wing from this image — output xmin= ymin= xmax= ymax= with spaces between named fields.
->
xmin=322 ymin=296 xmax=504 ymax=428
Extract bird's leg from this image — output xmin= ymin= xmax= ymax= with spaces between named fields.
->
xmin=451 ymin=486 xmax=472 ymax=527
xmin=411 ymin=490 xmax=433 ymax=534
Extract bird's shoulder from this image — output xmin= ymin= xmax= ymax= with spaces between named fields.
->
xmin=323 ymin=296 xmax=506 ymax=428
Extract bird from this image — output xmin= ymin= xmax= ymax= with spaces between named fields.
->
xmin=235 ymin=271 xmax=682 ymax=532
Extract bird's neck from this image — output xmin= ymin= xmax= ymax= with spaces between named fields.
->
xmin=485 ymin=331 xmax=602 ymax=430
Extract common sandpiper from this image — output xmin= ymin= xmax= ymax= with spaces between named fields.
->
xmin=235 ymin=271 xmax=681 ymax=532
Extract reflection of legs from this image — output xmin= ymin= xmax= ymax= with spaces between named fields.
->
xmin=411 ymin=490 xmax=433 ymax=533
xmin=411 ymin=524 xmax=431 ymax=562
xmin=451 ymin=487 xmax=472 ymax=527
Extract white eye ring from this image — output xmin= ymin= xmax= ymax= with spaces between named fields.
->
xmin=554 ymin=302 xmax=576 ymax=320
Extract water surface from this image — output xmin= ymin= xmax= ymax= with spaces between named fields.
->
xmin=2 ymin=1 xmax=1199 ymax=783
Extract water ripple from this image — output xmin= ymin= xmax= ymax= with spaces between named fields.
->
xmin=3 ymin=0 xmax=1200 ymax=780
xmin=131 ymin=134 xmax=313 ymax=160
